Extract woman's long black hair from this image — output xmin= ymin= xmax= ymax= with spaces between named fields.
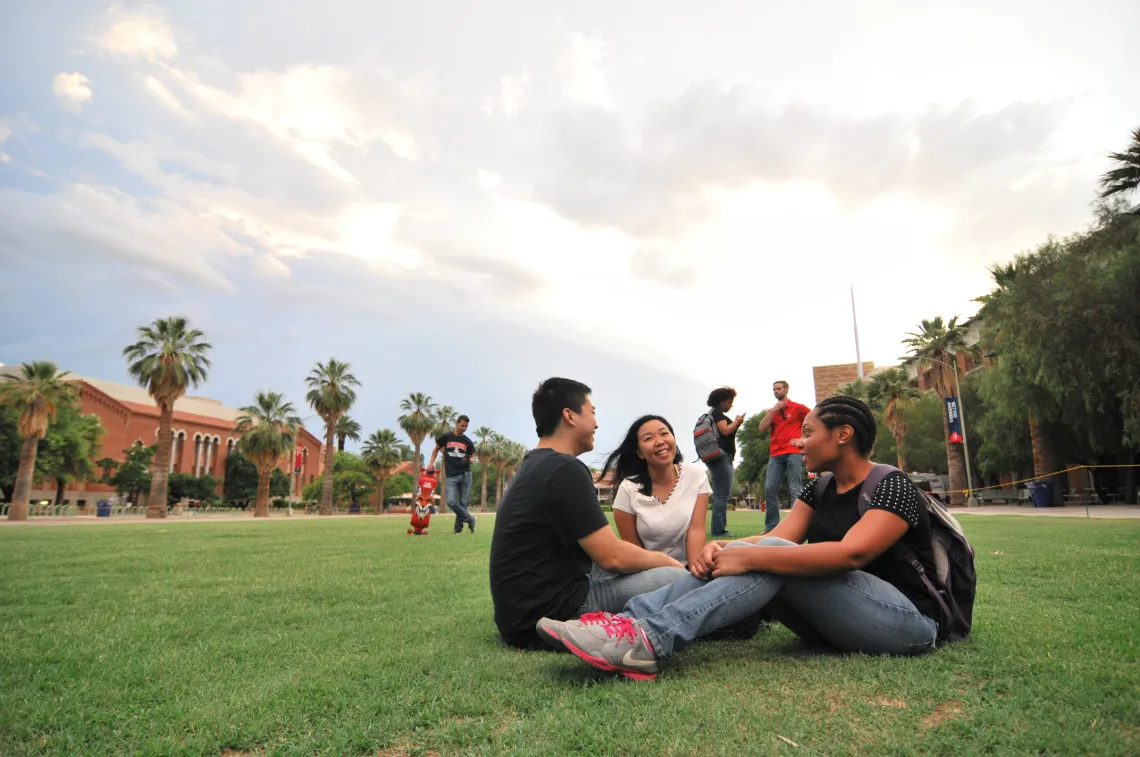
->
xmin=598 ymin=415 xmax=684 ymax=496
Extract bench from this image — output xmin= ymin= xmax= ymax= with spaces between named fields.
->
xmin=978 ymin=488 xmax=1021 ymax=504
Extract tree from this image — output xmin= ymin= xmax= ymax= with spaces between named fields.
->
xmin=168 ymin=472 xmax=222 ymax=505
xmin=35 ymin=402 xmax=104 ymax=505
xmin=361 ymin=429 xmax=411 ymax=514
xmin=235 ymin=391 xmax=302 ymax=518
xmin=833 ymin=378 xmax=872 ymax=405
xmin=473 ymin=426 xmax=496 ymax=507
xmin=223 ymin=451 xmax=259 ymax=506
xmin=335 ymin=415 xmax=362 ymax=452
xmin=398 ymin=393 xmax=436 ymax=478
xmin=0 ymin=404 xmax=21 ymax=503
xmin=123 ymin=316 xmax=212 ymax=518
xmin=305 ymin=359 xmax=360 ymax=516
xmin=1099 ymin=126 xmax=1140 ymax=199
xmin=868 ymin=368 xmax=922 ymax=471
xmin=95 ymin=457 xmax=118 ymax=482
xmin=903 ymin=316 xmax=974 ymax=505
xmin=110 ymin=445 xmax=155 ymax=506
xmin=328 ymin=452 xmax=376 ymax=508
xmin=0 ymin=361 xmax=77 ymax=520
xmin=270 ymin=469 xmax=291 ymax=499
xmin=432 ymin=405 xmax=457 ymax=509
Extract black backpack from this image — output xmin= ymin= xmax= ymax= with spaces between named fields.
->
xmin=814 ymin=463 xmax=976 ymax=643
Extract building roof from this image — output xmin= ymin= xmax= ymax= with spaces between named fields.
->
xmin=72 ymin=375 xmax=240 ymax=423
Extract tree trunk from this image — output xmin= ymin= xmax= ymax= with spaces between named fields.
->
xmin=480 ymin=462 xmax=489 ymax=507
xmin=373 ymin=475 xmax=387 ymax=513
xmin=254 ymin=469 xmax=271 ymax=517
xmin=496 ymin=467 xmax=504 ymax=505
xmin=55 ymin=477 xmax=66 ymax=506
xmin=1028 ymin=411 xmax=1063 ymax=505
xmin=337 ymin=434 xmax=346 ymax=452
xmin=893 ymin=430 xmax=909 ymax=472
xmin=942 ymin=405 xmax=966 ymax=506
xmin=147 ymin=406 xmax=173 ymax=519
xmin=8 ymin=437 xmax=38 ymax=520
xmin=320 ymin=419 xmax=336 ymax=516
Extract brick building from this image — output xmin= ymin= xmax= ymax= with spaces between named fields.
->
xmin=812 ymin=362 xmax=877 ymax=404
xmin=5 ymin=372 xmax=325 ymax=507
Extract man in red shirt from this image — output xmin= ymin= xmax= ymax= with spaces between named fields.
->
xmin=756 ymin=380 xmax=810 ymax=533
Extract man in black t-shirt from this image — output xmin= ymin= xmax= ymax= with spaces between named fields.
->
xmin=489 ymin=377 xmax=688 ymax=649
xmin=429 ymin=415 xmax=477 ymax=533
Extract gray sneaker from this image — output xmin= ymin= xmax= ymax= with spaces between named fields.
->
xmin=558 ymin=615 xmax=659 ymax=680
xmin=536 ymin=612 xmax=615 ymax=651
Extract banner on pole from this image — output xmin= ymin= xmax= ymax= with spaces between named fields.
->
xmin=945 ymin=396 xmax=963 ymax=443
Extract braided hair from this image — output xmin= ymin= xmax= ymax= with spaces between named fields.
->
xmin=814 ymin=396 xmax=877 ymax=455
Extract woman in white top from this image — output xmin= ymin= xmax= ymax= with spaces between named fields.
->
xmin=599 ymin=415 xmax=712 ymax=576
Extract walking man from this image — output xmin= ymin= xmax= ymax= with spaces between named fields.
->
xmin=428 ymin=414 xmax=477 ymax=534
xmin=756 ymin=381 xmax=810 ymax=533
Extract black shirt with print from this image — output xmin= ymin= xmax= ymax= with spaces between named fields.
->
xmin=798 ymin=471 xmax=940 ymax=622
xmin=710 ymin=409 xmax=737 ymax=460
xmin=436 ymin=432 xmax=475 ymax=475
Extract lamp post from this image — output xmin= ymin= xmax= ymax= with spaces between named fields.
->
xmin=927 ymin=353 xmax=979 ymax=507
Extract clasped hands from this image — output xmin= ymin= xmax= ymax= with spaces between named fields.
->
xmin=689 ymin=541 xmax=754 ymax=580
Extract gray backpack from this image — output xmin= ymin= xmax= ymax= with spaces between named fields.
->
xmin=693 ymin=412 xmax=724 ymax=463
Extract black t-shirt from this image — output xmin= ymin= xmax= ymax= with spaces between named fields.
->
xmin=436 ymin=432 xmax=475 ymax=475
xmin=798 ymin=471 xmax=940 ymax=622
xmin=489 ymin=448 xmax=610 ymax=648
xmin=710 ymin=409 xmax=737 ymax=460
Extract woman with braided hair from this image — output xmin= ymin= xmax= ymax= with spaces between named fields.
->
xmin=537 ymin=396 xmax=941 ymax=680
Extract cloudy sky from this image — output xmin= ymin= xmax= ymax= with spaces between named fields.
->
xmin=1 ymin=1 xmax=1137 ymax=460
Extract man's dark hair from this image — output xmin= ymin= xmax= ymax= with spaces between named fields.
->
xmin=774 ymin=380 xmax=789 ymax=390
xmin=706 ymin=386 xmax=737 ymax=408
xmin=814 ymin=396 xmax=877 ymax=455
xmin=532 ymin=378 xmax=592 ymax=437
xmin=457 ymin=414 xmax=470 ymax=424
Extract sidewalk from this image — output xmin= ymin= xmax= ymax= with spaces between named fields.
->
xmin=0 ymin=512 xmax=497 ymax=527
xmin=950 ymin=504 xmax=1140 ymax=519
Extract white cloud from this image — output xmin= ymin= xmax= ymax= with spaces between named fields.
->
xmin=51 ymin=73 xmax=93 ymax=112
xmin=0 ymin=152 xmax=10 ymax=165
xmin=0 ymin=114 xmax=39 ymax=144
xmin=143 ymin=76 xmax=191 ymax=118
xmin=499 ymin=72 xmax=531 ymax=118
xmin=97 ymin=5 xmax=178 ymax=60
xmin=254 ymin=254 xmax=291 ymax=278
xmin=476 ymin=169 xmax=502 ymax=191
xmin=558 ymin=32 xmax=616 ymax=110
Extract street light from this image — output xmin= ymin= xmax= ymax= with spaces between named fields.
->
xmin=923 ymin=353 xmax=980 ymax=507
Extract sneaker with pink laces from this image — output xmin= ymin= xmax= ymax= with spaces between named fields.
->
xmin=536 ymin=612 xmax=614 ymax=650
xmin=558 ymin=614 xmax=659 ymax=681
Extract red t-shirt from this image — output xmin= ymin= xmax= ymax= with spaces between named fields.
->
xmin=769 ymin=401 xmax=811 ymax=457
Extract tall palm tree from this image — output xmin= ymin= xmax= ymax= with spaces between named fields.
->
xmin=833 ymin=378 xmax=872 ymax=406
xmin=305 ymin=359 xmax=360 ymax=516
xmin=335 ymin=415 xmax=362 ymax=452
xmin=0 ymin=362 xmax=76 ymax=521
xmin=474 ymin=426 xmax=496 ymax=508
xmin=123 ymin=316 xmax=211 ymax=518
xmin=235 ymin=392 xmax=301 ymax=518
xmin=868 ymin=367 xmax=922 ymax=471
xmin=398 ymin=393 xmax=436 ymax=476
xmin=1099 ymin=126 xmax=1140 ymax=199
xmin=361 ymin=429 xmax=411 ymax=514
xmin=903 ymin=316 xmax=973 ymax=505
xmin=432 ymin=405 xmax=457 ymax=509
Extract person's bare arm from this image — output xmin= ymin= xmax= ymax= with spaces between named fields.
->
xmin=427 ymin=443 xmax=442 ymax=471
xmin=715 ymin=414 xmax=746 ymax=437
xmin=613 ymin=509 xmax=644 ymax=548
xmin=579 ymin=526 xmax=684 ymax=574
xmin=685 ymin=494 xmax=710 ymax=578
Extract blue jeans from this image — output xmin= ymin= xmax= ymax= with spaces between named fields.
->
xmin=582 ymin=565 xmax=688 ymax=614
xmin=764 ymin=453 xmax=804 ymax=532
xmin=624 ymin=538 xmax=938 ymax=657
xmin=707 ymin=457 xmax=735 ymax=536
xmin=446 ymin=470 xmax=475 ymax=532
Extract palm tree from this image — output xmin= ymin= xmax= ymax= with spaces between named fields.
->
xmin=123 ymin=316 xmax=211 ymax=518
xmin=474 ymin=426 xmax=496 ymax=508
xmin=502 ymin=441 xmax=526 ymax=493
xmin=903 ymin=316 xmax=974 ymax=505
xmin=361 ymin=429 xmax=411 ymax=514
xmin=868 ymin=367 xmax=922 ymax=471
xmin=305 ymin=360 xmax=360 ymax=516
xmin=235 ymin=392 xmax=302 ymax=518
xmin=0 ymin=362 xmax=76 ymax=521
xmin=833 ymin=378 xmax=872 ymax=406
xmin=1099 ymin=126 xmax=1140 ymax=199
xmin=398 ymin=393 xmax=436 ymax=476
xmin=335 ymin=415 xmax=362 ymax=452
xmin=432 ymin=405 xmax=457 ymax=509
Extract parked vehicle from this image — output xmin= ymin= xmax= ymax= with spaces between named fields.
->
xmin=908 ymin=472 xmax=949 ymax=502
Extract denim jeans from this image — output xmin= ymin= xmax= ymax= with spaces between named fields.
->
xmin=581 ymin=564 xmax=688 ymax=614
xmin=623 ymin=538 xmax=938 ymax=658
xmin=764 ymin=453 xmax=804 ymax=532
xmin=446 ymin=470 xmax=475 ymax=532
xmin=707 ymin=456 xmax=735 ymax=536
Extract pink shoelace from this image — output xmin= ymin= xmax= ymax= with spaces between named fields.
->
xmin=578 ymin=611 xmax=614 ymax=626
xmin=600 ymin=615 xmax=640 ymax=644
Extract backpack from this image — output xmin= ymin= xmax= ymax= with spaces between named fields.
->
xmin=694 ymin=412 xmax=724 ymax=463
xmin=814 ymin=463 xmax=976 ymax=643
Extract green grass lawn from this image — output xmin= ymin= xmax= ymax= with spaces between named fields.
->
xmin=1 ymin=513 xmax=1138 ymax=757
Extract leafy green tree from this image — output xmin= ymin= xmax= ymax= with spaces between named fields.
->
xmin=330 ymin=451 xmax=375 ymax=508
xmin=223 ymin=451 xmax=259 ymax=506
xmin=168 ymin=473 xmax=222 ymax=505
xmin=385 ymin=471 xmax=415 ymax=500
xmin=335 ymin=415 xmax=362 ymax=452
xmin=110 ymin=445 xmax=155 ymax=506
xmin=1099 ymin=126 xmax=1140 ymax=199
xmin=123 ymin=316 xmax=211 ymax=518
xmin=235 ymin=391 xmax=302 ymax=518
xmin=361 ymin=429 xmax=411 ymax=513
xmin=270 ymin=469 xmax=291 ymax=499
xmin=35 ymin=402 xmax=104 ymax=505
xmin=305 ymin=360 xmax=360 ymax=516
xmin=0 ymin=361 xmax=77 ymax=520
xmin=0 ymin=403 xmax=20 ymax=503
xmin=868 ymin=368 xmax=923 ymax=471
xmin=398 ymin=393 xmax=436 ymax=477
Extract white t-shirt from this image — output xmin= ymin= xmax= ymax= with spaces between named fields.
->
xmin=612 ymin=462 xmax=712 ymax=564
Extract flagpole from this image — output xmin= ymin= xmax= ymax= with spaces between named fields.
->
xmin=851 ymin=286 xmax=864 ymax=379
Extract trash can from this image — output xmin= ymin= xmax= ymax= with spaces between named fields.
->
xmin=349 ymin=502 xmax=361 ymax=514
xmin=1026 ymin=481 xmax=1054 ymax=508
xmin=96 ymin=499 xmax=112 ymax=518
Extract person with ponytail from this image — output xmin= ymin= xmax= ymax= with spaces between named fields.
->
xmin=599 ymin=415 xmax=712 ymax=574
xmin=538 ymin=396 xmax=942 ymax=680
